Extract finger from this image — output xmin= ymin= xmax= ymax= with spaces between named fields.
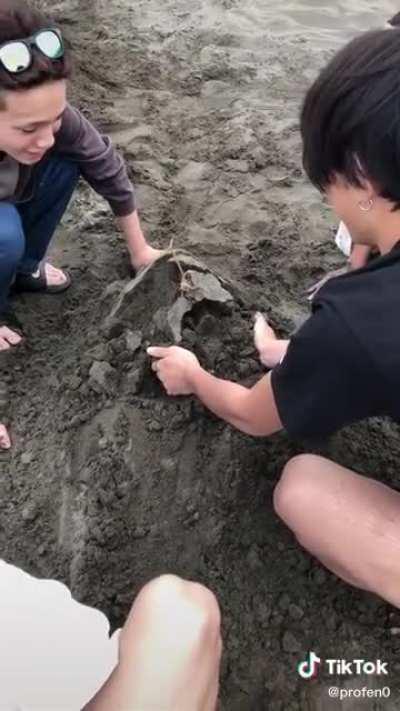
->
xmin=254 ymin=312 xmax=268 ymax=350
xmin=254 ymin=312 xmax=268 ymax=331
xmin=157 ymin=373 xmax=168 ymax=392
xmin=160 ymin=378 xmax=173 ymax=396
xmin=147 ymin=346 xmax=170 ymax=358
xmin=0 ymin=339 xmax=11 ymax=351
xmin=151 ymin=361 xmax=159 ymax=372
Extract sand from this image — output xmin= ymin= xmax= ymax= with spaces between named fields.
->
xmin=1 ymin=0 xmax=400 ymax=708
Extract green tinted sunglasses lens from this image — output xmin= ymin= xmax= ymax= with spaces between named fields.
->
xmin=0 ymin=42 xmax=30 ymax=72
xmin=35 ymin=30 xmax=63 ymax=59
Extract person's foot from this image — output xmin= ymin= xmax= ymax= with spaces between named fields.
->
xmin=131 ymin=246 xmax=164 ymax=273
xmin=254 ymin=312 xmax=289 ymax=368
xmin=13 ymin=262 xmax=71 ymax=294
xmin=33 ymin=262 xmax=69 ymax=287
xmin=0 ymin=424 xmax=11 ymax=450
xmin=0 ymin=325 xmax=22 ymax=351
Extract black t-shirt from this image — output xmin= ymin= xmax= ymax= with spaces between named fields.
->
xmin=271 ymin=243 xmax=400 ymax=440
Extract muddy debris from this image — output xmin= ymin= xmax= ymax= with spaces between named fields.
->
xmin=107 ymin=250 xmax=234 ymax=344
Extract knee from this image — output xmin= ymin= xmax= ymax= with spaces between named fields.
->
xmin=144 ymin=574 xmax=220 ymax=642
xmin=273 ymin=454 xmax=324 ymax=529
xmin=123 ymin=575 xmax=221 ymax=657
xmin=0 ymin=206 xmax=24 ymax=265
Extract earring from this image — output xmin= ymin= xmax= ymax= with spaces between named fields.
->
xmin=358 ymin=198 xmax=373 ymax=212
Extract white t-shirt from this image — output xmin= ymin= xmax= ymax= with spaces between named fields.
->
xmin=0 ymin=559 xmax=119 ymax=710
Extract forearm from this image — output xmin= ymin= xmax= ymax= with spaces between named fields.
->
xmin=116 ymin=210 xmax=147 ymax=259
xmin=191 ymin=368 xmax=278 ymax=436
xmin=192 ymin=368 xmax=252 ymax=432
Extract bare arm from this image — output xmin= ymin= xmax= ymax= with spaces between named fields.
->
xmin=148 ymin=347 xmax=283 ymax=437
xmin=191 ymin=369 xmax=282 ymax=436
xmin=116 ymin=210 xmax=155 ymax=269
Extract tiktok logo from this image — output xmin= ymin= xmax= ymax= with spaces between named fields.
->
xmin=297 ymin=651 xmax=321 ymax=679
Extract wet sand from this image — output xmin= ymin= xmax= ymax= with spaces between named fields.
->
xmin=1 ymin=0 xmax=400 ymax=708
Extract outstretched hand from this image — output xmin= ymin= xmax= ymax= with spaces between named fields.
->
xmin=147 ymin=346 xmax=200 ymax=396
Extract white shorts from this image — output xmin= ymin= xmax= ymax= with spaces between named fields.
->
xmin=0 ymin=559 xmax=119 ymax=710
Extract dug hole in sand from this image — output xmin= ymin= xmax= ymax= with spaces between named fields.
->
xmin=1 ymin=0 xmax=400 ymax=708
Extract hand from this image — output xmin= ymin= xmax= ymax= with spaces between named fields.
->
xmin=254 ymin=312 xmax=288 ymax=368
xmin=147 ymin=346 xmax=200 ymax=395
xmin=254 ymin=312 xmax=276 ymax=362
xmin=306 ymin=266 xmax=348 ymax=301
xmin=131 ymin=245 xmax=164 ymax=273
xmin=0 ymin=424 xmax=11 ymax=450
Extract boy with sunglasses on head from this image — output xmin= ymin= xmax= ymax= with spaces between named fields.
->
xmin=0 ymin=0 xmax=161 ymax=353
xmin=0 ymin=0 xmax=162 ymax=448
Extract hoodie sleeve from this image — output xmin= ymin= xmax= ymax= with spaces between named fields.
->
xmin=54 ymin=104 xmax=136 ymax=217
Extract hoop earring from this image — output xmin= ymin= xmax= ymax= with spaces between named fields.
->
xmin=358 ymin=198 xmax=373 ymax=212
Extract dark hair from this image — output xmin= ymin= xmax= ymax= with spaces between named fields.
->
xmin=388 ymin=12 xmax=400 ymax=28
xmin=0 ymin=0 xmax=71 ymax=94
xmin=301 ymin=29 xmax=400 ymax=210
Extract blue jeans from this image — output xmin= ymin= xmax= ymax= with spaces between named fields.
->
xmin=0 ymin=157 xmax=80 ymax=312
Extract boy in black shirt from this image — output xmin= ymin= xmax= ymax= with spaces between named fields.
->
xmin=306 ymin=9 xmax=400 ymax=296
xmin=149 ymin=28 xmax=400 ymax=608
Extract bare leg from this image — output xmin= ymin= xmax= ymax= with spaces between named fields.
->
xmin=274 ymin=454 xmax=400 ymax=607
xmin=84 ymin=575 xmax=222 ymax=711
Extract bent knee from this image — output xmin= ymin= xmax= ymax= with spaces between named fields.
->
xmin=274 ymin=454 xmax=327 ymax=526
xmin=140 ymin=574 xmax=220 ymax=642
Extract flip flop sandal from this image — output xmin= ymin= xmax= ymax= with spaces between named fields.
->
xmin=13 ymin=262 xmax=72 ymax=294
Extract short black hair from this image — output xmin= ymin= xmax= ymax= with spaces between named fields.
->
xmin=388 ymin=12 xmax=400 ymax=28
xmin=301 ymin=29 xmax=400 ymax=210
xmin=0 ymin=0 xmax=71 ymax=98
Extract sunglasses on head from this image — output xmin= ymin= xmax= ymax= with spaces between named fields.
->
xmin=0 ymin=28 xmax=64 ymax=74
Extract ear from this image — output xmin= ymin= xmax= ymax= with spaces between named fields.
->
xmin=354 ymin=155 xmax=376 ymax=201
xmin=359 ymin=177 xmax=376 ymax=204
